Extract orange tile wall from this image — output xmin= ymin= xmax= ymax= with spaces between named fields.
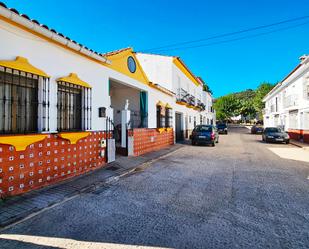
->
xmin=288 ymin=129 xmax=309 ymax=143
xmin=0 ymin=132 xmax=107 ymax=198
xmin=132 ymin=128 xmax=174 ymax=156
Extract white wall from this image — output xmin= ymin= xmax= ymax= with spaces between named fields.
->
xmin=136 ymin=53 xmax=173 ymax=92
xmin=0 ymin=19 xmax=154 ymax=132
xmin=263 ymin=57 xmax=309 ymax=130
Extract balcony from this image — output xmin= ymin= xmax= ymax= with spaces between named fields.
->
xmin=176 ymin=88 xmax=190 ymax=105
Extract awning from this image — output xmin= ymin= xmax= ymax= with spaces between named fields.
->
xmin=57 ymin=73 xmax=92 ymax=88
xmin=166 ymin=103 xmax=172 ymax=109
xmin=157 ymin=100 xmax=165 ymax=107
xmin=0 ymin=56 xmax=49 ymax=77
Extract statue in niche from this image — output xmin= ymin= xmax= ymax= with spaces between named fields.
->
xmin=124 ymin=99 xmax=129 ymax=110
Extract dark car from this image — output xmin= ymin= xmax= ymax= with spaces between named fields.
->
xmin=251 ymin=125 xmax=264 ymax=134
xmin=191 ymin=125 xmax=219 ymax=146
xmin=262 ymin=127 xmax=290 ymax=144
xmin=216 ymin=123 xmax=228 ymax=134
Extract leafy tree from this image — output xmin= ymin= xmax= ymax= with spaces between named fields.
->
xmin=214 ymin=94 xmax=241 ymax=121
xmin=239 ymin=100 xmax=256 ymax=119
xmin=203 ymin=84 xmax=213 ymax=94
xmin=253 ymin=82 xmax=274 ymax=115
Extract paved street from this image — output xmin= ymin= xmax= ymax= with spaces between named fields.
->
xmin=0 ymin=127 xmax=309 ymax=249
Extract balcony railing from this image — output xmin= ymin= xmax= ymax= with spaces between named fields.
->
xmin=176 ymin=88 xmax=190 ymax=104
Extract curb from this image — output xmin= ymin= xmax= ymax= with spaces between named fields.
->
xmin=0 ymin=145 xmax=183 ymax=232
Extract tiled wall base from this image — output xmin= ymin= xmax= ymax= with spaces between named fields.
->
xmin=131 ymin=128 xmax=174 ymax=156
xmin=288 ymin=129 xmax=309 ymax=143
xmin=0 ymin=132 xmax=107 ymax=198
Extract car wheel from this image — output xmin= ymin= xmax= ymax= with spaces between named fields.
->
xmin=225 ymin=131 xmax=228 ymax=134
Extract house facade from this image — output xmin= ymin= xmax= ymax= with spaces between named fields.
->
xmin=136 ymin=53 xmax=215 ymax=141
xmin=263 ymin=55 xmax=309 ymax=143
xmin=0 ymin=3 xmax=214 ymax=198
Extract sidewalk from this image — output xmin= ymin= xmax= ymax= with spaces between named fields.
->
xmin=290 ymin=139 xmax=309 ymax=150
xmin=0 ymin=144 xmax=183 ymax=229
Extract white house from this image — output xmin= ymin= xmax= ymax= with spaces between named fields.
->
xmin=136 ymin=53 xmax=215 ymax=141
xmin=263 ymin=55 xmax=309 ymax=142
xmin=0 ymin=3 xmax=215 ymax=198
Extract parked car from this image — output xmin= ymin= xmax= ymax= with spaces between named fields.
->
xmin=216 ymin=123 xmax=228 ymax=134
xmin=191 ymin=125 xmax=219 ymax=146
xmin=262 ymin=127 xmax=290 ymax=144
xmin=251 ymin=125 xmax=264 ymax=134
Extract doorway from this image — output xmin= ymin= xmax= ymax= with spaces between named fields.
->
xmin=175 ymin=112 xmax=183 ymax=142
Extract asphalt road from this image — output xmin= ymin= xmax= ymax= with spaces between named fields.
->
xmin=0 ymin=127 xmax=309 ymax=249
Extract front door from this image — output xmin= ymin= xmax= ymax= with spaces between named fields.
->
xmin=175 ymin=113 xmax=183 ymax=142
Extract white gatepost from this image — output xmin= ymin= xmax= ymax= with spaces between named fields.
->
xmin=121 ymin=109 xmax=130 ymax=148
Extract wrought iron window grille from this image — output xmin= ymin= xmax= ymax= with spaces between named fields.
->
xmin=0 ymin=67 xmax=50 ymax=134
xmin=57 ymin=81 xmax=92 ymax=132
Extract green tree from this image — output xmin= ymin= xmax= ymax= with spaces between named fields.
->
xmin=253 ymin=82 xmax=274 ymax=115
xmin=214 ymin=94 xmax=241 ymax=121
xmin=203 ymin=84 xmax=213 ymax=94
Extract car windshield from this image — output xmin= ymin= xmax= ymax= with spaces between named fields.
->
xmin=217 ymin=124 xmax=226 ymax=128
xmin=194 ymin=126 xmax=212 ymax=132
xmin=265 ymin=127 xmax=281 ymax=133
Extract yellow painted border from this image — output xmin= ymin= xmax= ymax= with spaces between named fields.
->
xmin=156 ymin=128 xmax=166 ymax=134
xmin=0 ymin=134 xmax=47 ymax=151
xmin=58 ymin=132 xmax=90 ymax=144
xmin=186 ymin=104 xmax=195 ymax=109
xmin=176 ymin=101 xmax=187 ymax=106
xmin=0 ymin=56 xmax=49 ymax=77
xmin=148 ymin=82 xmax=174 ymax=97
xmin=165 ymin=128 xmax=173 ymax=132
xmin=57 ymin=73 xmax=91 ymax=88
xmin=173 ymin=58 xmax=199 ymax=86
xmin=0 ymin=15 xmax=109 ymax=67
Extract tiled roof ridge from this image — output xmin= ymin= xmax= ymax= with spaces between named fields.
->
xmin=102 ymin=47 xmax=132 ymax=57
xmin=0 ymin=2 xmax=108 ymax=62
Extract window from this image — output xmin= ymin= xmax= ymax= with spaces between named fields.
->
xmin=156 ymin=105 xmax=165 ymax=128
xmin=0 ymin=68 xmax=49 ymax=134
xmin=57 ymin=81 xmax=91 ymax=131
xmin=289 ymin=111 xmax=298 ymax=129
xmin=165 ymin=107 xmax=173 ymax=128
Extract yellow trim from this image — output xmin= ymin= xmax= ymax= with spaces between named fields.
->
xmin=157 ymin=101 xmax=165 ymax=107
xmin=0 ymin=56 xmax=49 ymax=77
xmin=166 ymin=103 xmax=172 ymax=109
xmin=173 ymin=58 xmax=199 ymax=86
xmin=186 ymin=104 xmax=195 ymax=109
xmin=57 ymin=73 xmax=91 ymax=88
xmin=0 ymin=16 xmax=109 ymax=67
xmin=165 ymin=127 xmax=173 ymax=132
xmin=0 ymin=134 xmax=47 ymax=151
xmin=176 ymin=101 xmax=187 ymax=106
xmin=148 ymin=82 xmax=174 ymax=97
xmin=156 ymin=128 xmax=166 ymax=134
xmin=58 ymin=132 xmax=90 ymax=144
xmin=104 ymin=48 xmax=150 ymax=85
xmin=193 ymin=106 xmax=200 ymax=111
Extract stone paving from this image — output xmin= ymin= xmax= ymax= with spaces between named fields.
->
xmin=0 ymin=144 xmax=182 ymax=229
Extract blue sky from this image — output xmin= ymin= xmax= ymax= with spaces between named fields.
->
xmin=3 ymin=0 xmax=309 ymax=97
